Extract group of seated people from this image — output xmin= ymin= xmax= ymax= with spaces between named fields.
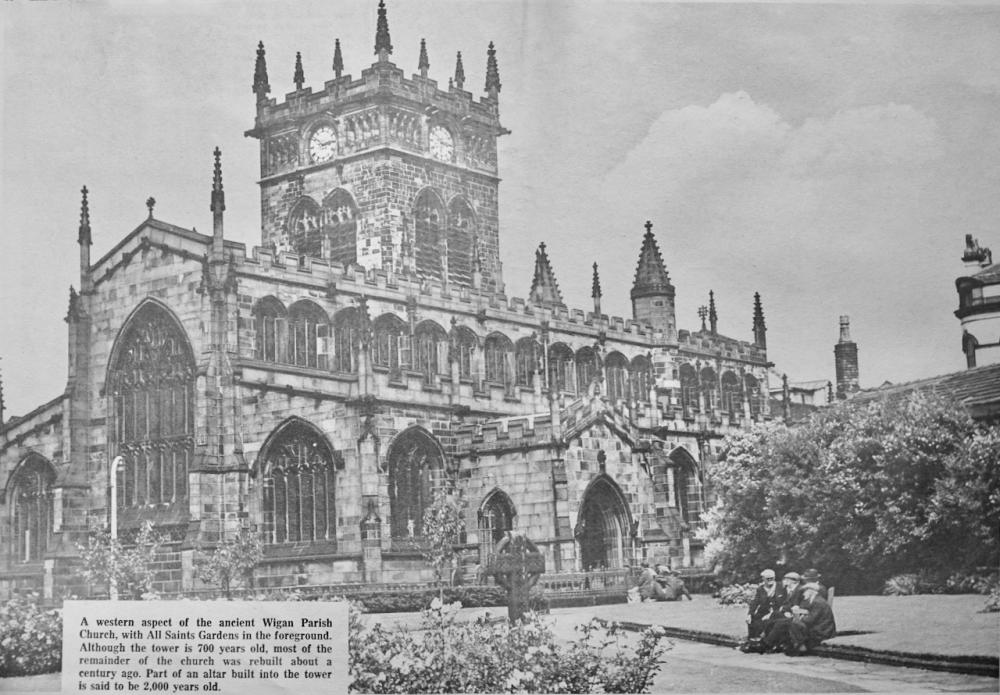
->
xmin=634 ymin=562 xmax=693 ymax=601
xmin=741 ymin=568 xmax=837 ymax=656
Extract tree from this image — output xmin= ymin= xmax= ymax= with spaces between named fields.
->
xmin=704 ymin=392 xmax=997 ymax=592
xmin=421 ymin=490 xmax=466 ymax=598
xmin=194 ymin=525 xmax=263 ymax=599
xmin=77 ymin=521 xmax=163 ymax=599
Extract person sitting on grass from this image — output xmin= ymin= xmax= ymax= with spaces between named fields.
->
xmin=746 ymin=569 xmax=787 ymax=639
xmin=636 ymin=562 xmax=669 ymax=601
xmin=660 ymin=568 xmax=693 ymax=601
xmin=755 ymin=582 xmax=836 ymax=655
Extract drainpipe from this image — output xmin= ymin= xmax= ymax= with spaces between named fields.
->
xmin=109 ymin=456 xmax=123 ymax=600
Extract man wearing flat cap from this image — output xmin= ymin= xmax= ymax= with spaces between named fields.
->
xmin=784 ymin=581 xmax=836 ymax=655
xmin=746 ymin=569 xmax=787 ymax=639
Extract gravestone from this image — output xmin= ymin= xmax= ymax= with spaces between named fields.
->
xmin=487 ymin=534 xmax=545 ymax=622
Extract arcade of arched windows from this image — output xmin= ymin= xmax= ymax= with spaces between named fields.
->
xmin=259 ymin=419 xmax=339 ymax=545
xmin=7 ymin=454 xmax=55 ymax=563
xmin=250 ymin=298 xmax=656 ymax=402
xmin=108 ymin=302 xmax=195 ymax=513
xmin=675 ymin=362 xmax=765 ymax=419
xmin=284 ymin=189 xmax=359 ymax=268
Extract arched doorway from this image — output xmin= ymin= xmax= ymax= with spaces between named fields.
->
xmin=575 ymin=475 xmax=632 ymax=570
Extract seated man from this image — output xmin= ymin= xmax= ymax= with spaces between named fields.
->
xmin=785 ymin=582 xmax=836 ymax=655
xmin=746 ymin=569 xmax=786 ymax=639
xmin=660 ymin=568 xmax=693 ymax=601
xmin=636 ymin=562 xmax=669 ymax=601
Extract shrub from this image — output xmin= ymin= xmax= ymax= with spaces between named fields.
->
xmin=343 ymin=585 xmax=508 ymax=613
xmin=983 ymin=587 xmax=1000 ymax=613
xmin=349 ymin=599 xmax=669 ymax=693
xmin=716 ymin=583 xmax=757 ymax=606
xmin=945 ymin=571 xmax=999 ymax=595
xmin=0 ymin=593 xmax=62 ymax=677
xmin=883 ymin=573 xmax=922 ymax=596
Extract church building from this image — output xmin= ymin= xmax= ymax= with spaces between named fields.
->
xmin=0 ymin=2 xmax=771 ymax=598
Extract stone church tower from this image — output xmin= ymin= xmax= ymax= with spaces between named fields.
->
xmin=0 ymin=3 xmax=772 ymax=599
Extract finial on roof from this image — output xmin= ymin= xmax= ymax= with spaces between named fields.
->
xmin=211 ymin=147 xmax=225 ymax=213
xmin=631 ymin=220 xmax=674 ymax=301
xmin=485 ymin=41 xmax=501 ymax=99
xmin=592 ymin=262 xmax=602 ymax=315
xmin=752 ymin=291 xmax=766 ymax=348
xmin=454 ymin=51 xmax=465 ymax=89
xmin=418 ymin=38 xmax=429 ymax=77
xmin=333 ymin=38 xmax=344 ymax=78
xmin=253 ymin=40 xmax=271 ymax=102
xmin=293 ymin=51 xmax=305 ymax=90
xmin=698 ymin=305 xmax=708 ymax=332
xmin=709 ymin=290 xmax=718 ymax=334
xmin=375 ymin=0 xmax=393 ymax=58
xmin=529 ymin=242 xmax=564 ymax=307
xmin=146 ymin=197 xmax=156 ymax=218
xmin=78 ymin=185 xmax=91 ymax=246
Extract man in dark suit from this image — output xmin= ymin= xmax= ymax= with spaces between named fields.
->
xmin=785 ymin=582 xmax=837 ymax=655
xmin=746 ymin=569 xmax=787 ymax=639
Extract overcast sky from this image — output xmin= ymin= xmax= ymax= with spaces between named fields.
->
xmin=2 ymin=1 xmax=998 ymax=418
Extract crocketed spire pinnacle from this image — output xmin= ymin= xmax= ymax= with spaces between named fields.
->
xmin=752 ymin=292 xmax=766 ymax=348
xmin=78 ymin=185 xmax=91 ymax=246
xmin=454 ymin=51 xmax=465 ymax=89
xmin=591 ymin=262 xmax=602 ymax=299
xmin=529 ymin=242 xmax=564 ymax=307
xmin=708 ymin=290 xmax=718 ymax=333
xmin=374 ymin=0 xmax=393 ymax=57
xmin=485 ymin=41 xmax=501 ymax=98
xmin=418 ymin=39 xmax=429 ymax=77
xmin=333 ymin=38 xmax=344 ymax=78
xmin=630 ymin=221 xmax=673 ymax=301
xmin=293 ymin=51 xmax=305 ymax=90
xmin=211 ymin=147 xmax=225 ymax=213
xmin=253 ymin=41 xmax=271 ymax=101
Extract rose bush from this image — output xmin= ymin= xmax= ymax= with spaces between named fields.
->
xmin=0 ymin=592 xmax=62 ymax=677
xmin=349 ymin=598 xmax=668 ymax=693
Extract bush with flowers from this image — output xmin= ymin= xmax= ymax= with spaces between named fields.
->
xmin=0 ymin=592 xmax=62 ymax=677
xmin=349 ymin=597 xmax=668 ymax=693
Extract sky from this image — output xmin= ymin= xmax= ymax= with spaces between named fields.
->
xmin=2 ymin=0 xmax=998 ymax=418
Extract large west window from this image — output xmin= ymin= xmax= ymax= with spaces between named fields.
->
xmin=108 ymin=302 xmax=195 ymax=510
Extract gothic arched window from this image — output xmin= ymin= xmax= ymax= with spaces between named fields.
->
xmin=679 ymin=363 xmax=699 ymax=414
xmin=721 ymin=371 xmax=741 ymax=415
xmin=605 ymin=352 xmax=629 ymax=402
xmin=745 ymin=374 xmax=763 ymax=418
xmin=701 ymin=367 xmax=719 ymax=411
xmin=286 ymin=197 xmax=323 ymax=257
xmin=9 ymin=454 xmax=55 ymax=563
xmin=108 ymin=302 xmax=195 ymax=511
xmin=514 ymin=337 xmax=542 ymax=388
xmin=576 ymin=346 xmax=601 ymax=394
xmin=629 ymin=354 xmax=653 ymax=403
xmin=414 ymin=320 xmax=448 ymax=382
xmin=478 ymin=489 xmax=515 ymax=559
xmin=669 ymin=448 xmax=703 ymax=527
xmin=260 ymin=420 xmax=338 ymax=544
xmin=387 ymin=428 xmax=445 ymax=540
xmin=254 ymin=297 xmax=287 ymax=362
xmin=548 ymin=343 xmax=576 ymax=394
xmin=373 ymin=314 xmax=409 ymax=374
xmin=414 ymin=189 xmax=446 ymax=280
xmin=332 ymin=308 xmax=360 ymax=374
xmin=287 ymin=300 xmax=329 ymax=370
xmin=447 ymin=197 xmax=476 ymax=286
xmin=451 ymin=325 xmax=478 ymax=381
xmin=321 ymin=189 xmax=359 ymax=267
xmin=484 ymin=333 xmax=513 ymax=386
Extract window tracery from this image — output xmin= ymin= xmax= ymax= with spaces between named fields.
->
xmin=414 ymin=190 xmax=445 ymax=280
xmin=605 ymin=352 xmax=629 ymax=402
xmin=548 ymin=343 xmax=576 ymax=394
xmin=484 ymin=333 xmax=513 ymax=386
xmin=10 ymin=455 xmax=55 ymax=563
xmin=447 ymin=198 xmax=475 ymax=286
xmin=387 ymin=429 xmax=445 ymax=541
xmin=514 ymin=338 xmax=542 ymax=388
xmin=321 ymin=189 xmax=359 ymax=267
xmin=629 ymin=354 xmax=653 ymax=403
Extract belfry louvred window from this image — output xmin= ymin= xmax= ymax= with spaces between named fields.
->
xmin=414 ymin=189 xmax=446 ymax=281
xmin=10 ymin=454 xmax=55 ymax=563
xmin=108 ymin=302 xmax=195 ymax=511
xmin=260 ymin=420 xmax=337 ymax=545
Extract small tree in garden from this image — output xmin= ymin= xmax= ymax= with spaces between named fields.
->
xmin=195 ymin=525 xmax=263 ymax=599
xmin=422 ymin=490 xmax=466 ymax=598
xmin=77 ymin=521 xmax=163 ymax=599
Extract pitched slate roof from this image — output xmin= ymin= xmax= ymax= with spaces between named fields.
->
xmin=849 ymin=363 xmax=1000 ymax=421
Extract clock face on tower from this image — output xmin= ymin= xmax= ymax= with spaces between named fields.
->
xmin=429 ymin=126 xmax=454 ymax=162
xmin=309 ymin=126 xmax=337 ymax=163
